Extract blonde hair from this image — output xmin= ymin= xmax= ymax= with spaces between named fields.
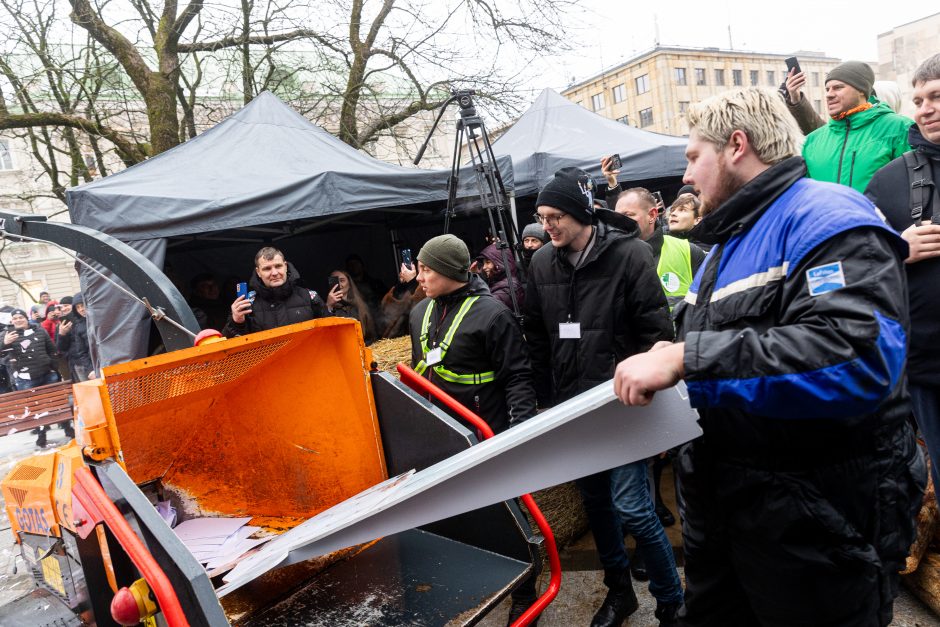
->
xmin=687 ymin=88 xmax=803 ymax=165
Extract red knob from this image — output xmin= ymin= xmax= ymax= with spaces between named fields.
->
xmin=110 ymin=587 xmax=141 ymax=625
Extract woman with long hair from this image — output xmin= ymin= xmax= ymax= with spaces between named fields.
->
xmin=329 ymin=270 xmax=377 ymax=344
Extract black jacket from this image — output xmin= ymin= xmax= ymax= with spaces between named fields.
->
xmin=222 ymin=262 xmax=328 ymax=337
xmin=56 ymin=312 xmax=93 ymax=374
xmin=677 ymin=157 xmax=913 ymax=460
xmin=409 ymin=274 xmax=536 ymax=434
xmin=523 ymin=209 xmax=673 ymax=405
xmin=865 ymin=124 xmax=940 ymax=386
xmin=2 ymin=324 xmax=58 ymax=380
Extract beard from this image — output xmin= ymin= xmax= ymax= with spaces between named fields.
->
xmin=699 ymin=153 xmax=745 ymax=218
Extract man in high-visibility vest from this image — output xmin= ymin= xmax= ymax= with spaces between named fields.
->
xmin=615 ymin=188 xmax=707 ymax=310
xmin=408 ymin=234 xmax=540 ymax=624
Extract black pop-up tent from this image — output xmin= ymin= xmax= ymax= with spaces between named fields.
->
xmin=492 ymin=88 xmax=688 ymax=199
xmin=67 ymin=91 xmax=513 ymax=366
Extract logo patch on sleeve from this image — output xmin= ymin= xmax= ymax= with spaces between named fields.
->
xmin=806 ymin=261 xmax=846 ymax=296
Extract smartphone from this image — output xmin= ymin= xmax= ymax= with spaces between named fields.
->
xmin=610 ymin=153 xmax=622 ymax=170
xmin=785 ymin=56 xmax=801 ymax=75
xmin=652 ymin=190 xmax=665 ymax=211
xmin=236 ymin=282 xmax=249 ymax=299
xmin=327 ymin=276 xmax=341 ymax=290
xmin=401 ymin=248 xmax=413 ymax=269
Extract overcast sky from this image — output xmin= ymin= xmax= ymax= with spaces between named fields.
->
xmin=525 ymin=2 xmax=934 ymax=95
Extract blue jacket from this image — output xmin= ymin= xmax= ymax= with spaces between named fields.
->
xmin=676 ymin=157 xmax=910 ymax=460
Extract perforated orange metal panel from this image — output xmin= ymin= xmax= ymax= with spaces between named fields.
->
xmin=97 ymin=318 xmax=386 ymax=524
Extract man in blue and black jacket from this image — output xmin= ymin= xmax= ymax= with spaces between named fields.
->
xmin=613 ymin=87 xmax=925 ymax=626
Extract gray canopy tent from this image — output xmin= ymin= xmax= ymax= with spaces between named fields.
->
xmin=67 ymin=91 xmax=513 ymax=366
xmin=492 ymin=88 xmax=688 ymax=198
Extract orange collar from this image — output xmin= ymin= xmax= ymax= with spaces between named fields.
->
xmin=834 ymin=101 xmax=872 ymax=121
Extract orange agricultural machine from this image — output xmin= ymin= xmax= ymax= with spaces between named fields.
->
xmin=1 ymin=318 xmax=548 ymax=626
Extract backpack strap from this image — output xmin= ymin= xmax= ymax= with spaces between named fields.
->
xmin=904 ymin=150 xmax=935 ymax=223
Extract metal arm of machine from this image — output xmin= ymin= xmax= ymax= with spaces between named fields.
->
xmin=396 ymin=363 xmax=562 ymax=627
xmin=0 ymin=210 xmax=199 ymax=352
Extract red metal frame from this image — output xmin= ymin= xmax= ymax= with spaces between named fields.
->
xmin=397 ymin=363 xmax=562 ymax=627
xmin=72 ymin=466 xmax=191 ymax=627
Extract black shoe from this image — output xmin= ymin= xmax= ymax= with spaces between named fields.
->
xmin=629 ymin=550 xmax=648 ymax=582
xmin=35 ymin=426 xmax=47 ymax=448
xmin=656 ymin=503 xmax=676 ymax=527
xmin=63 ymin=421 xmax=75 ymax=439
xmin=506 ymin=596 xmax=539 ymax=626
xmin=590 ymin=571 xmax=638 ymax=627
xmin=654 ymin=601 xmax=681 ymax=627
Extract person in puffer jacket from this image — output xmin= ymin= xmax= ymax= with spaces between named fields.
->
xmin=472 ymin=243 xmax=525 ymax=311
xmin=614 ymin=87 xmax=924 ymax=627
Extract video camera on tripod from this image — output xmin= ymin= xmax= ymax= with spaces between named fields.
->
xmin=414 ymin=89 xmax=525 ymax=322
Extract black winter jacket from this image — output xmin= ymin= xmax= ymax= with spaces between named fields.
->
xmin=865 ymin=124 xmax=940 ymax=386
xmin=677 ymin=157 xmax=913 ymax=461
xmin=524 ymin=209 xmax=673 ymax=405
xmin=56 ymin=313 xmax=93 ymax=374
xmin=222 ymin=262 xmax=329 ymax=337
xmin=409 ymin=274 xmax=536 ymax=434
xmin=2 ymin=324 xmax=58 ymax=380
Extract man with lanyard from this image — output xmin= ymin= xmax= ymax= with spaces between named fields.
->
xmin=523 ymin=168 xmax=681 ymax=627
xmin=408 ymin=234 xmax=540 ymax=624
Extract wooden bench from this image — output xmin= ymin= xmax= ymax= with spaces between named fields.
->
xmin=0 ymin=380 xmax=74 ymax=436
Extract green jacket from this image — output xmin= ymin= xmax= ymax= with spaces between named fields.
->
xmin=803 ymin=102 xmax=912 ymax=194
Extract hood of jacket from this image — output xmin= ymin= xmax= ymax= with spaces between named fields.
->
xmin=911 ymin=124 xmax=940 ymax=159
xmin=434 ymin=273 xmax=491 ymax=307
xmin=248 ymin=261 xmax=302 ymax=302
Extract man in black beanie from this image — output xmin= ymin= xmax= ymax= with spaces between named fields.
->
xmin=407 ymin=233 xmax=541 ymax=624
xmin=803 ymin=60 xmax=913 ymax=193
xmin=523 ymin=168 xmax=679 ymax=626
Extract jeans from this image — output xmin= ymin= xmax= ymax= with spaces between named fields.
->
xmin=13 ymin=370 xmax=61 ymax=391
xmin=610 ymin=460 xmax=684 ymax=605
xmin=575 ymin=470 xmax=630 ymax=575
xmin=910 ymin=383 xmax=940 ymax=507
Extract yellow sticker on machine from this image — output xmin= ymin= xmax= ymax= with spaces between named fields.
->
xmin=143 ymin=616 xmax=158 ymax=627
xmin=41 ymin=555 xmax=66 ymax=596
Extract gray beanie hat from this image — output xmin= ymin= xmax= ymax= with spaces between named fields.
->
xmin=417 ymin=235 xmax=470 ymax=282
xmin=521 ymin=222 xmax=549 ymax=243
xmin=826 ymin=61 xmax=875 ymax=98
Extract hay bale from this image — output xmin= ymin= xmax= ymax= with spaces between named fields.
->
xmin=903 ymin=462 xmax=937 ymax=575
xmin=370 ymin=336 xmax=412 ymax=377
xmin=523 ymin=482 xmax=588 ymax=550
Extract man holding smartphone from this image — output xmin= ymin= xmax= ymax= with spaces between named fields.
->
xmin=222 ymin=247 xmax=341 ymax=337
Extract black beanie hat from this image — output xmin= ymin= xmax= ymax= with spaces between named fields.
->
xmin=826 ymin=61 xmax=875 ymax=98
xmin=418 ymin=234 xmax=470 ymax=282
xmin=536 ymin=167 xmax=596 ymax=225
xmin=10 ymin=308 xmax=27 ymax=319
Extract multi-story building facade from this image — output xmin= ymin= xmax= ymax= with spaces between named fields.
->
xmin=877 ymin=11 xmax=940 ymax=118
xmin=562 ymin=46 xmax=842 ymax=136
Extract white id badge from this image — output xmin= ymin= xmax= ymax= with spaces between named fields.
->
xmin=559 ymin=322 xmax=581 ymax=339
xmin=426 ymin=347 xmax=443 ymax=365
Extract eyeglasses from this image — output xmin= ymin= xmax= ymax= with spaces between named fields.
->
xmin=533 ymin=212 xmax=566 ymax=227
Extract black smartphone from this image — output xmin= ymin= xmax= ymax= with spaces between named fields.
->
xmin=401 ymin=248 xmax=413 ymax=269
xmin=610 ymin=153 xmax=622 ymax=170
xmin=785 ymin=56 xmax=801 ymax=75
xmin=236 ymin=282 xmax=249 ymax=299
xmin=327 ymin=276 xmax=341 ymax=290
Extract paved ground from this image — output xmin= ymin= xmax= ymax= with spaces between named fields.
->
xmin=1 ymin=429 xmax=939 ymax=625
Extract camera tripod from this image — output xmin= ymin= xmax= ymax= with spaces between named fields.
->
xmin=414 ymin=90 xmax=524 ymax=321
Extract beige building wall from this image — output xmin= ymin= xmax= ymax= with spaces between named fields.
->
xmin=562 ymin=46 xmax=842 ymax=136
xmin=877 ymin=12 xmax=940 ymax=118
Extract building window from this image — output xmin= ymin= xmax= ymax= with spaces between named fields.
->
xmin=678 ymin=101 xmax=690 ymax=114
xmin=674 ymin=67 xmax=687 ymax=86
xmin=612 ymin=84 xmax=626 ymax=103
xmin=767 ymin=70 xmax=776 ymax=85
xmin=695 ymin=68 xmax=706 ymax=86
xmin=0 ymin=140 xmax=13 ymax=170
xmin=617 ymin=115 xmax=630 ymax=125
xmin=714 ymin=69 xmax=725 ymax=86
xmin=812 ymin=72 xmax=820 ymax=87
xmin=814 ymin=99 xmax=822 ymax=114
xmin=639 ymin=108 xmax=654 ymax=127
xmin=635 ymin=74 xmax=650 ymax=95
xmin=750 ymin=70 xmax=759 ymax=86
xmin=732 ymin=69 xmax=742 ymax=86
xmin=591 ymin=93 xmax=605 ymax=111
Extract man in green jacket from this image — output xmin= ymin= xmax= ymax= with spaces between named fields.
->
xmin=803 ymin=60 xmax=913 ymax=193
